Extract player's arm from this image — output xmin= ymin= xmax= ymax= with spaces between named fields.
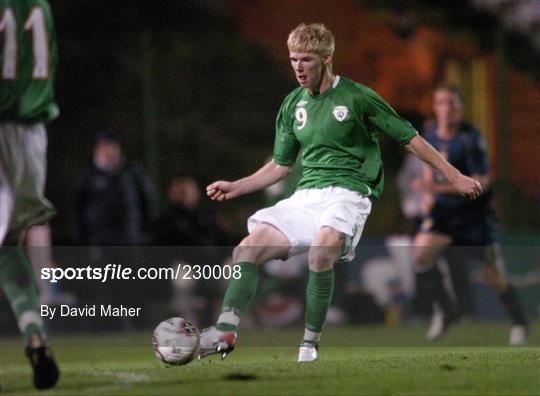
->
xmin=207 ymin=160 xmax=291 ymax=201
xmin=417 ymin=165 xmax=489 ymax=194
xmin=405 ymin=134 xmax=482 ymax=199
xmin=421 ymin=173 xmax=490 ymax=195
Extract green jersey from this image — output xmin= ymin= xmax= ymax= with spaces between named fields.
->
xmin=0 ymin=0 xmax=58 ymax=123
xmin=273 ymin=76 xmax=417 ymax=198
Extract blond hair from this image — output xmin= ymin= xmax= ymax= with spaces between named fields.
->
xmin=287 ymin=23 xmax=335 ymax=57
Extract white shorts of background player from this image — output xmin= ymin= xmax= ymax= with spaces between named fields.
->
xmin=0 ymin=123 xmax=55 ymax=244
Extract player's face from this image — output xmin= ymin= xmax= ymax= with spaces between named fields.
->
xmin=289 ymin=51 xmax=326 ymax=90
xmin=433 ymin=89 xmax=463 ymax=126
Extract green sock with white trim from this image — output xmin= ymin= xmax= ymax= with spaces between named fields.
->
xmin=216 ymin=261 xmax=260 ymax=332
xmin=303 ymin=268 xmax=334 ymax=343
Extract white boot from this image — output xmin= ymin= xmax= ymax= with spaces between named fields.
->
xmin=198 ymin=326 xmax=237 ymax=359
xmin=298 ymin=342 xmax=318 ymax=362
xmin=509 ymin=325 xmax=527 ymax=346
xmin=426 ymin=304 xmax=447 ymax=341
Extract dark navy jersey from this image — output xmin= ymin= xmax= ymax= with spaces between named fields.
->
xmin=424 ymin=122 xmax=491 ymax=210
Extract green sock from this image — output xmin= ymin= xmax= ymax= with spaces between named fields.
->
xmin=304 ymin=268 xmax=334 ymax=335
xmin=0 ymin=246 xmax=44 ymax=344
xmin=216 ymin=261 xmax=259 ymax=331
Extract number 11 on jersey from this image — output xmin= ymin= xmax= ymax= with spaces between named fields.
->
xmin=0 ymin=6 xmax=49 ymax=80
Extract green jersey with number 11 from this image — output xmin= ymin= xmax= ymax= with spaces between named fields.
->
xmin=273 ymin=76 xmax=417 ymax=198
xmin=0 ymin=0 xmax=58 ymax=123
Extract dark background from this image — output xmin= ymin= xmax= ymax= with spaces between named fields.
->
xmin=45 ymin=0 xmax=540 ymax=242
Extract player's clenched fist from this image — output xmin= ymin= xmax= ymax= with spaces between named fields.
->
xmin=206 ymin=181 xmax=239 ymax=201
xmin=451 ymin=174 xmax=483 ymax=199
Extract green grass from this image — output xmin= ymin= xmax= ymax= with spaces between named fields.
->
xmin=1 ymin=323 xmax=539 ymax=395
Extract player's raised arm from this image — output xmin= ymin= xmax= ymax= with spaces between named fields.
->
xmin=207 ymin=160 xmax=291 ymax=201
xmin=405 ymin=134 xmax=482 ymax=199
xmin=417 ymin=171 xmax=491 ymax=196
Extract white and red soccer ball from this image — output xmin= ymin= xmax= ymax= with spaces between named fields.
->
xmin=152 ymin=317 xmax=200 ymax=365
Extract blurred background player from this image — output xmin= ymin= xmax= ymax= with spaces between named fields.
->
xmin=411 ymin=85 xmax=528 ymax=345
xmin=0 ymin=0 xmax=60 ymax=389
xmin=73 ymin=130 xmax=158 ymax=246
xmin=200 ymin=23 xmax=482 ymax=363
xmin=398 ymin=124 xmax=474 ymax=321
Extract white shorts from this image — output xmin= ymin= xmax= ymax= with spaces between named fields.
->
xmin=0 ymin=122 xmax=55 ymax=245
xmin=248 ymin=186 xmax=372 ymax=262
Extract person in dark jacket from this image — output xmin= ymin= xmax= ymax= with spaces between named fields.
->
xmin=73 ymin=131 xmax=158 ymax=246
xmin=72 ymin=131 xmax=158 ymax=330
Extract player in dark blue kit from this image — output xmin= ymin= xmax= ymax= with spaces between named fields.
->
xmin=412 ymin=85 xmax=528 ymax=345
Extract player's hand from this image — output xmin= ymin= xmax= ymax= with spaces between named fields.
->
xmin=450 ymin=174 xmax=483 ymax=199
xmin=206 ymin=181 xmax=239 ymax=201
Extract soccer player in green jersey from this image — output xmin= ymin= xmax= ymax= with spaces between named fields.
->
xmin=199 ymin=23 xmax=482 ymax=362
xmin=0 ymin=0 xmax=59 ymax=389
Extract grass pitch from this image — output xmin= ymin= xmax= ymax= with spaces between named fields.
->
xmin=1 ymin=323 xmax=538 ymax=395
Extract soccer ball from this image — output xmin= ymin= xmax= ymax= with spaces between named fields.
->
xmin=152 ymin=317 xmax=200 ymax=365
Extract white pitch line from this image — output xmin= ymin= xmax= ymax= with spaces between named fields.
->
xmin=79 ymin=369 xmax=152 ymax=385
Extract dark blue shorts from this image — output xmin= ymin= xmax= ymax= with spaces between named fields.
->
xmin=420 ymin=205 xmax=500 ymax=246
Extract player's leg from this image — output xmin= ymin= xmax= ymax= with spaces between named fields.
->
xmin=296 ymin=187 xmax=371 ymax=361
xmin=0 ymin=123 xmax=59 ymax=389
xmin=479 ymin=245 xmax=528 ymax=345
xmin=0 ymin=230 xmax=44 ymax=343
xmin=298 ymin=226 xmax=345 ymax=362
xmin=217 ymin=223 xmax=291 ymax=328
xmin=0 ymin=231 xmax=59 ymax=389
xmin=444 ymin=249 xmax=474 ymax=319
xmin=198 ymin=223 xmax=291 ymax=358
xmin=411 ymin=231 xmax=455 ymax=340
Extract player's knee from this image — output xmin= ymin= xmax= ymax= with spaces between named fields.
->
xmin=232 ymin=235 xmax=263 ymax=264
xmin=232 ymin=237 xmax=253 ymax=263
xmin=308 ymin=228 xmax=344 ymax=271
xmin=308 ymin=247 xmax=337 ymax=272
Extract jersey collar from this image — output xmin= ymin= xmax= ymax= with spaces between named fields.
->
xmin=306 ymin=75 xmax=341 ymax=100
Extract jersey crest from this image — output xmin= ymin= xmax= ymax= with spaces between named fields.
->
xmin=333 ymin=105 xmax=348 ymax=122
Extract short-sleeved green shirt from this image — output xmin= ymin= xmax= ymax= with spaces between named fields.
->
xmin=0 ymin=0 xmax=58 ymax=123
xmin=273 ymin=76 xmax=417 ymax=198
